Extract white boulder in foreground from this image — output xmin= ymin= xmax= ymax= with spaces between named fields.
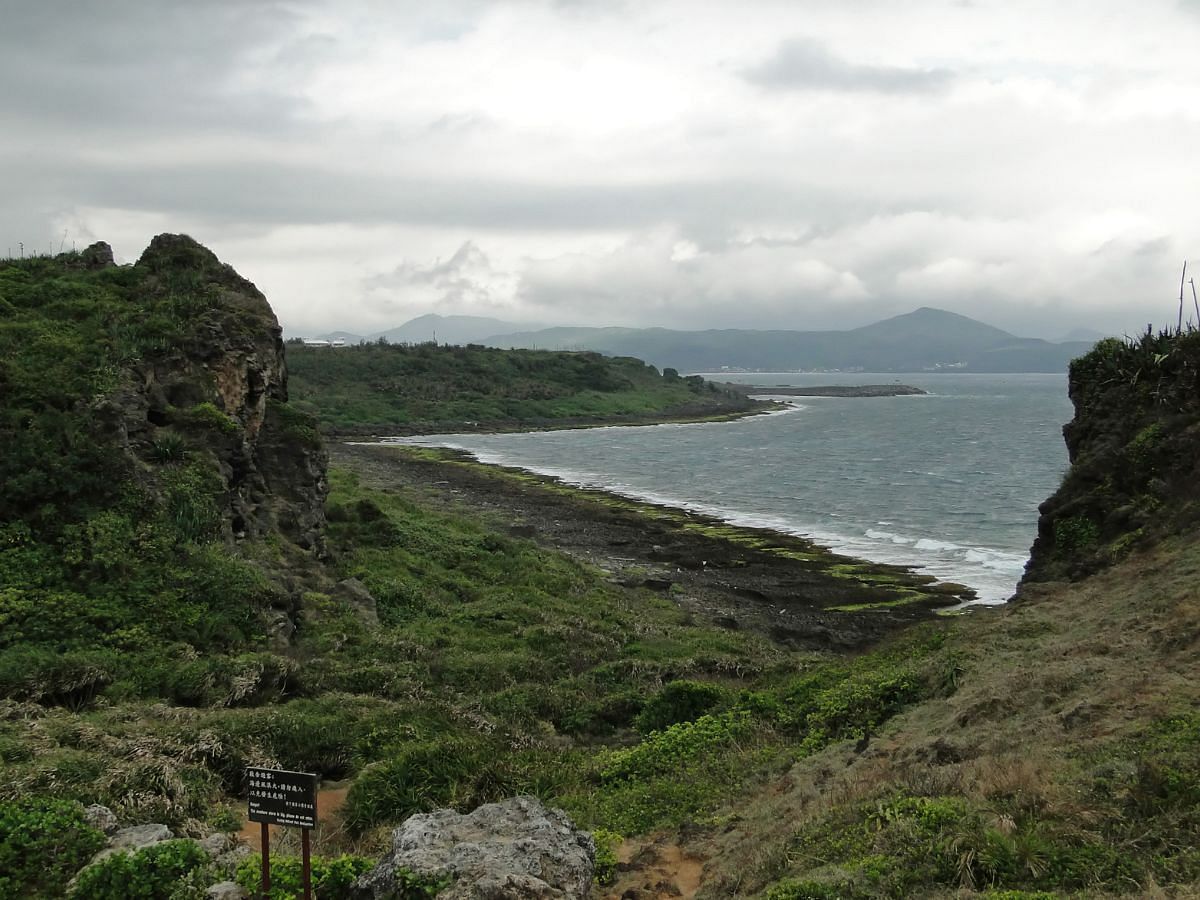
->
xmin=352 ymin=796 xmax=595 ymax=899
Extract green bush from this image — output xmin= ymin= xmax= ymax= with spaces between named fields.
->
xmin=633 ymin=679 xmax=726 ymax=734
xmin=179 ymin=401 xmax=240 ymax=436
xmin=1053 ymin=515 xmax=1099 ymax=555
xmin=591 ymin=828 xmax=622 ymax=886
xmin=343 ymin=736 xmax=497 ymax=833
xmin=600 ymin=710 xmax=754 ymax=783
xmin=234 ymin=853 xmax=392 ymax=900
xmin=763 ymin=880 xmax=845 ymax=900
xmin=70 ymin=839 xmax=208 ymax=899
xmin=0 ymin=797 xmax=106 ymax=899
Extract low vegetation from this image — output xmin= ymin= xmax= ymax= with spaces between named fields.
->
xmin=285 ymin=341 xmax=759 ymax=432
xmin=3 ymin=244 xmax=1198 ymax=898
xmin=1027 ymin=324 xmax=1200 ymax=581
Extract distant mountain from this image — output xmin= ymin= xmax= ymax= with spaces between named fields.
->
xmin=484 ymin=308 xmax=1093 ymax=373
xmin=371 ymin=314 xmax=536 ymax=346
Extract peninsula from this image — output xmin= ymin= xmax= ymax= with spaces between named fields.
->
xmin=723 ymin=383 xmax=928 ymax=397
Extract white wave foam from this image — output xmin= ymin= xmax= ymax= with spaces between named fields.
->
xmin=914 ymin=538 xmax=963 ymax=552
xmin=382 ymin=436 xmax=1027 ymax=604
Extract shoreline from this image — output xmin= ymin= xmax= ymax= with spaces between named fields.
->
xmin=319 ymin=398 xmax=784 ymax=438
xmin=331 ymin=442 xmax=977 ymax=652
xmin=722 ymin=383 xmax=928 ymax=398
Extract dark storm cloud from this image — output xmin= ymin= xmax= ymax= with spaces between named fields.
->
xmin=744 ymin=37 xmax=954 ymax=93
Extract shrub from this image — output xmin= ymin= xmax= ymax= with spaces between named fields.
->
xmin=600 ymin=710 xmax=754 ymax=782
xmin=343 ymin=736 xmax=495 ymax=833
xmin=70 ymin=839 xmax=209 ymax=899
xmin=0 ymin=797 xmax=106 ymax=898
xmin=234 ymin=853 xmax=392 ymax=900
xmin=591 ymin=828 xmax=622 ymax=886
xmin=1053 ymin=516 xmax=1099 ymax=555
xmin=763 ymin=880 xmax=845 ymax=900
xmin=148 ymin=431 xmax=189 ymax=463
xmin=180 ymin=401 xmax=240 ymax=436
xmin=634 ymin=679 xmax=726 ymax=734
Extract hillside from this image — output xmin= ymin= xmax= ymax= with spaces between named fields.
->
xmin=2 ymin=241 xmax=1196 ymax=899
xmin=484 ymin=308 xmax=1092 ymax=373
xmin=605 ymin=326 xmax=1200 ymax=898
xmin=285 ymin=341 xmax=761 ymax=433
xmin=0 ymin=239 xmax=977 ymax=897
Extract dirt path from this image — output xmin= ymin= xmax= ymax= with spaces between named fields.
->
xmin=330 ymin=442 xmax=967 ymax=652
xmin=238 ymin=785 xmax=350 ymax=854
xmin=607 ymin=836 xmax=707 ymax=899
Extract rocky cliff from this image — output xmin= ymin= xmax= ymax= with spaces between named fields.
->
xmin=1023 ymin=328 xmax=1200 ymax=584
xmin=101 ymin=234 xmax=327 ymax=552
xmin=0 ymin=234 xmax=329 ymax=664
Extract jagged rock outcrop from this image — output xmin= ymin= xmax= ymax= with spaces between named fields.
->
xmin=96 ymin=234 xmax=327 ymax=553
xmin=1023 ymin=331 xmax=1200 ymax=585
xmin=351 ymin=796 xmax=595 ymax=900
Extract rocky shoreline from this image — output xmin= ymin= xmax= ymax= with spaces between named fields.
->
xmin=321 ymin=399 xmax=780 ymax=438
xmin=722 ymin=383 xmax=927 ymax=397
xmin=330 ymin=442 xmax=973 ymax=651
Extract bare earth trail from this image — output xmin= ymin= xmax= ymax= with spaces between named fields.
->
xmin=329 ymin=442 xmax=972 ymax=653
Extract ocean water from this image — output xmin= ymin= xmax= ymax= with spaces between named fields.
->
xmin=388 ymin=373 xmax=1074 ymax=603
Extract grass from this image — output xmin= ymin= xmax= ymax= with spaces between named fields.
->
xmin=684 ymin=537 xmax=1200 ymax=899
xmin=5 ymin=242 xmax=1200 ymax=897
xmin=0 ymin=463 xmax=958 ymax=865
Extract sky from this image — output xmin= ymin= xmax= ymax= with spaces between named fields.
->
xmin=3 ymin=0 xmax=1199 ymax=339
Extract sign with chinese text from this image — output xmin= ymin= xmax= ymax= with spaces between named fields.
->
xmin=247 ymin=767 xmax=318 ymax=829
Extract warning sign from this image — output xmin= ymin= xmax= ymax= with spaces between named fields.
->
xmin=247 ymin=767 xmax=318 ymax=829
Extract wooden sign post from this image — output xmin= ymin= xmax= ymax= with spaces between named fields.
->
xmin=247 ymin=766 xmax=319 ymax=900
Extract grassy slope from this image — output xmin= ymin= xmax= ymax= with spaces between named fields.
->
xmin=285 ymin=341 xmax=759 ymax=431
xmin=672 ymin=538 xmax=1200 ymax=899
xmin=4 ymin=253 xmax=1198 ymax=898
xmin=0 ymin=462 xmax=959 ymax=883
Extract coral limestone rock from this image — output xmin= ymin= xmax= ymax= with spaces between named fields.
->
xmin=352 ymin=796 xmax=595 ymax=899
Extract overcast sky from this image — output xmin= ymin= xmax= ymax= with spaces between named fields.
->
xmin=3 ymin=0 xmax=1199 ymax=338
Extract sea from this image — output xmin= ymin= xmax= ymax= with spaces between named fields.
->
xmin=387 ymin=372 xmax=1074 ymax=604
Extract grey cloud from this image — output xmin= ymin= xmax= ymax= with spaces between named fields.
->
xmin=22 ymin=154 xmax=878 ymax=233
xmin=0 ymin=1 xmax=316 ymax=136
xmin=361 ymin=242 xmax=511 ymax=318
xmin=744 ymin=38 xmax=954 ymax=93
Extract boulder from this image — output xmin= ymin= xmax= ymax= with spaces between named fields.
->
xmin=199 ymin=832 xmax=234 ymax=857
xmin=335 ymin=577 xmax=379 ymax=626
xmin=206 ymin=881 xmax=249 ymax=900
xmin=352 ymin=796 xmax=595 ymax=900
xmin=109 ymin=823 xmax=172 ymax=851
xmin=83 ymin=803 xmax=119 ymax=835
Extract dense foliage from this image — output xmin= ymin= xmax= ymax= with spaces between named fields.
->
xmin=1027 ymin=324 xmax=1200 ymax=580
xmin=5 ymin=245 xmax=1198 ymax=898
xmin=0 ymin=251 xmax=281 ymax=706
xmin=233 ymin=853 xmax=391 ymax=900
xmin=70 ymin=839 xmax=210 ymax=899
xmin=0 ymin=797 xmax=105 ymax=898
xmin=285 ymin=341 xmax=753 ymax=430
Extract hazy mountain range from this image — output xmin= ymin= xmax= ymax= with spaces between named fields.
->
xmin=314 ymin=307 xmax=1107 ymax=373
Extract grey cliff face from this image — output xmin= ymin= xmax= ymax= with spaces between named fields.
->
xmin=98 ymin=234 xmax=328 ymax=553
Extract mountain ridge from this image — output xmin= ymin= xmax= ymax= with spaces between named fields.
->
xmin=482 ymin=307 xmax=1093 ymax=373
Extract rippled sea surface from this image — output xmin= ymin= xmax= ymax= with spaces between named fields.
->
xmin=391 ymin=372 xmax=1074 ymax=603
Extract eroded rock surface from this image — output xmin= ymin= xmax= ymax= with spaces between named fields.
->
xmin=352 ymin=796 xmax=595 ymax=900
